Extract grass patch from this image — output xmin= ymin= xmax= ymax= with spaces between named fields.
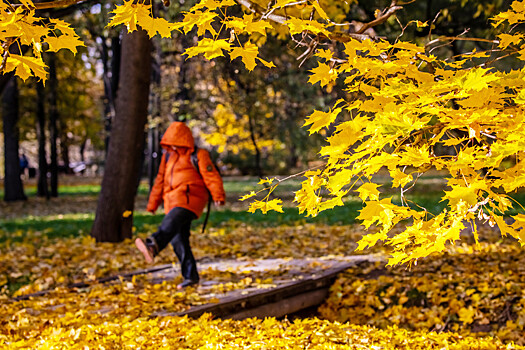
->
xmin=2 ymin=176 xmax=525 ymax=245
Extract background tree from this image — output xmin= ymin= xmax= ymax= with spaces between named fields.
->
xmin=90 ymin=29 xmax=152 ymax=242
xmin=2 ymin=76 xmax=26 ymax=202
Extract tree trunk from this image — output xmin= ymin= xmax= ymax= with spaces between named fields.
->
xmin=36 ymin=81 xmax=49 ymax=198
xmin=2 ymin=77 xmax=26 ymax=202
xmin=247 ymin=112 xmax=263 ymax=178
xmin=148 ymin=38 xmax=162 ymax=190
xmin=48 ymin=54 xmax=59 ymax=197
xmin=91 ymin=29 xmax=152 ymax=243
xmin=59 ymin=123 xmax=71 ymax=174
xmin=100 ymin=35 xmax=121 ymax=155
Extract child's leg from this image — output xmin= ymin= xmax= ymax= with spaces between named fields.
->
xmin=150 ymin=207 xmax=195 ymax=253
xmin=170 ymin=209 xmax=199 ymax=282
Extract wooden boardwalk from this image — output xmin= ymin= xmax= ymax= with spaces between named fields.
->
xmin=14 ymin=255 xmax=383 ymax=319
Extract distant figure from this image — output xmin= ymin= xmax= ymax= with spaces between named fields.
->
xmin=135 ymin=122 xmax=226 ymax=289
xmin=19 ymin=154 xmax=29 ymax=177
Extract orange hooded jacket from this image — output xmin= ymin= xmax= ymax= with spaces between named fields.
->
xmin=146 ymin=122 xmax=225 ymax=218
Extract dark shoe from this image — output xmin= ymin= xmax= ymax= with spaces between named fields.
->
xmin=177 ymin=279 xmax=199 ymax=290
xmin=135 ymin=238 xmax=155 ymax=264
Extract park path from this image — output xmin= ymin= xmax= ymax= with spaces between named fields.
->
xmin=14 ymin=254 xmax=383 ymax=319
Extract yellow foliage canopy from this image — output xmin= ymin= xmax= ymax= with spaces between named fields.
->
xmin=4 ymin=0 xmax=525 ymax=264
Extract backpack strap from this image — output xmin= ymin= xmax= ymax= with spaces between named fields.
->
xmin=191 ymin=146 xmax=199 ymax=172
xmin=191 ymin=146 xmax=212 ymax=234
xmin=165 ymin=146 xmax=213 ymax=234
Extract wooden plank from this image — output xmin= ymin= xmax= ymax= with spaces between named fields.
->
xmin=227 ymin=288 xmax=329 ymax=320
xmin=171 ymin=261 xmax=355 ymax=319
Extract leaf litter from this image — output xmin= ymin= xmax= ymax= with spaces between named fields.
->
xmin=1 ymin=201 xmax=524 ymax=347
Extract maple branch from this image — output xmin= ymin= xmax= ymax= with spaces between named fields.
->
xmin=237 ymin=0 xmax=388 ymax=43
xmin=12 ymin=0 xmax=85 ymax=9
xmin=0 ymin=38 xmax=14 ymax=73
xmin=355 ymin=1 xmax=403 ymax=34
xmin=236 ymin=0 xmax=287 ymax=24
xmin=426 ymin=36 xmax=499 ymax=50
xmin=262 ymin=0 xmax=307 ymax=21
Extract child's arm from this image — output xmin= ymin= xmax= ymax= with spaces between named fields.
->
xmin=146 ymin=152 xmax=167 ymax=213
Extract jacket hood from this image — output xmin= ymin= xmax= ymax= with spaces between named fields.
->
xmin=160 ymin=122 xmax=194 ymax=149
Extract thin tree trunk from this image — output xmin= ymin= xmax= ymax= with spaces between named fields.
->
xmin=91 ymin=29 xmax=152 ymax=242
xmin=247 ymin=113 xmax=263 ymax=178
xmin=148 ymin=38 xmax=162 ymax=190
xmin=36 ymin=81 xmax=49 ymax=198
xmin=2 ymin=77 xmax=26 ymax=202
xmin=48 ymin=54 xmax=59 ymax=197
xmin=59 ymin=124 xmax=70 ymax=174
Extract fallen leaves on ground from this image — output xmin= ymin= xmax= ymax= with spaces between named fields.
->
xmin=0 ymin=222 xmax=373 ymax=297
xmin=319 ymin=236 xmax=525 ymax=345
xmin=1 ymin=312 xmax=520 ymax=349
xmin=1 ymin=192 xmax=525 ymax=347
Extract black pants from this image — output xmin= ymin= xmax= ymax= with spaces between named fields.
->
xmin=150 ymin=207 xmax=199 ymax=281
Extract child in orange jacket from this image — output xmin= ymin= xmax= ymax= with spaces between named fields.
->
xmin=136 ymin=122 xmax=225 ymax=289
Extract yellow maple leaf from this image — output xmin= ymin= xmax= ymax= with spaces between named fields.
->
xmin=45 ymin=35 xmax=84 ymax=54
xmin=244 ymin=14 xmax=272 ymax=35
xmin=18 ymin=20 xmax=50 ymax=46
xmin=458 ymin=306 xmax=475 ymax=324
xmin=230 ymin=42 xmax=259 ymax=71
xmin=355 ymin=183 xmax=381 ymax=201
xmin=248 ymin=199 xmax=283 ymax=214
xmin=190 ymin=0 xmax=234 ymax=12
xmin=185 ymin=38 xmax=231 ymax=60
xmin=318 ymin=196 xmax=344 ymax=212
xmin=49 ymin=18 xmax=78 ymax=37
xmin=285 ymin=18 xmax=329 ymax=36
xmin=316 ymin=49 xmax=333 ymax=61
xmin=311 ymin=1 xmax=329 ymax=20
xmin=498 ymin=33 xmax=523 ymax=50
xmin=175 ymin=11 xmax=217 ymax=35
xmin=122 ymin=210 xmax=132 ymax=218
xmin=107 ymin=0 xmax=141 ymax=32
xmin=303 ymin=107 xmax=341 ymax=134
xmin=155 ymin=17 xmax=176 ymax=38
xmin=355 ymin=231 xmax=387 ymax=251
xmin=356 ymin=199 xmax=396 ymax=229
xmin=308 ymin=61 xmax=338 ymax=87
xmin=456 ymin=67 xmax=499 ymax=92
xmin=399 ymin=144 xmax=432 ymax=168
xmin=258 ymin=177 xmax=274 ymax=185
xmin=390 ymin=168 xmax=413 ymax=188
xmin=5 ymin=54 xmax=47 ymax=82
xmin=239 ymin=191 xmax=257 ymax=201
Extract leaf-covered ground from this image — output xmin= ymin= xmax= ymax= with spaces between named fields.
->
xmin=1 ymin=178 xmax=524 ymax=348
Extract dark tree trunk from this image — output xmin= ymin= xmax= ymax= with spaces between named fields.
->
xmin=0 ymin=72 xmax=15 ymax=97
xmin=59 ymin=122 xmax=70 ymax=173
xmin=2 ymin=77 xmax=26 ymax=202
xmin=100 ymin=35 xmax=121 ymax=154
xmin=148 ymin=39 xmax=162 ymax=190
xmin=247 ymin=113 xmax=263 ymax=178
xmin=48 ymin=54 xmax=59 ymax=197
xmin=148 ymin=126 xmax=160 ymax=190
xmin=79 ymin=138 xmax=87 ymax=175
xmin=111 ymin=36 xmax=121 ymax=101
xmin=36 ymin=81 xmax=49 ymax=198
xmin=91 ymin=29 xmax=152 ymax=243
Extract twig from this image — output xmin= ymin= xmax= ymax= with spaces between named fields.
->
xmin=12 ymin=0 xmax=84 ymax=10
xmin=356 ymin=2 xmax=403 ymax=34
xmin=0 ymin=38 xmax=14 ymax=72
